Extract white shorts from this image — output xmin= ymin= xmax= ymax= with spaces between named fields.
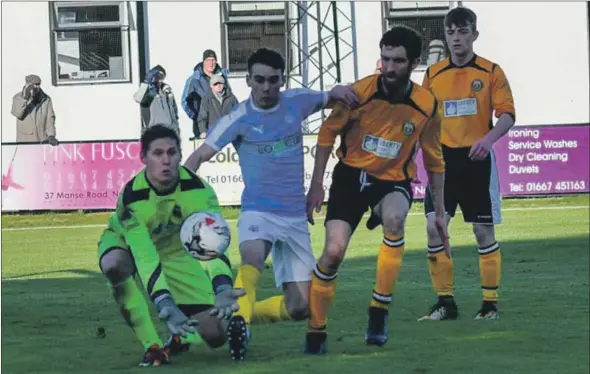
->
xmin=238 ymin=211 xmax=315 ymax=288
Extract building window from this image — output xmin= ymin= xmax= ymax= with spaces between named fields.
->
xmin=220 ymin=1 xmax=299 ymax=74
xmin=383 ymin=2 xmax=452 ymax=69
xmin=49 ymin=1 xmax=131 ymax=85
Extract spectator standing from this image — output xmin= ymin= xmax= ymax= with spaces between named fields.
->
xmin=196 ymin=75 xmax=238 ymax=139
xmin=181 ymin=49 xmax=231 ymax=138
xmin=137 ymin=65 xmax=180 ymax=135
xmin=11 ymin=74 xmax=58 ymax=145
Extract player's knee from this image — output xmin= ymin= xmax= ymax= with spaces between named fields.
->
xmin=239 ymin=241 xmax=269 ymax=270
xmin=426 ymin=219 xmax=442 ymax=244
xmin=472 ymin=224 xmax=495 ymax=247
xmin=100 ymin=249 xmax=134 ymax=283
xmin=197 ymin=315 xmax=227 ymax=348
xmin=285 ymin=295 xmax=309 ymax=321
xmin=204 ymin=332 xmax=227 ymax=349
xmin=381 ymin=212 xmax=406 ymax=236
xmin=323 ymin=240 xmax=347 ymax=268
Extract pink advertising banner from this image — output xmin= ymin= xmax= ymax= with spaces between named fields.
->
xmin=1 ymin=141 xmax=144 ymax=211
xmin=411 ymin=124 xmax=589 ymax=199
xmin=1 ymin=125 xmax=588 ymax=212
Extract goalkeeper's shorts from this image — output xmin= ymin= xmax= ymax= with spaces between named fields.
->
xmin=97 ymin=228 xmax=215 ymax=315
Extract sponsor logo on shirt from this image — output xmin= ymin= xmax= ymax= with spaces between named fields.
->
xmin=362 ymin=134 xmax=402 ymax=159
xmin=443 ymin=98 xmax=478 ymax=117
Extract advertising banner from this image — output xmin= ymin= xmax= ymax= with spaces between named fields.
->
xmin=1 ymin=125 xmax=588 ymax=212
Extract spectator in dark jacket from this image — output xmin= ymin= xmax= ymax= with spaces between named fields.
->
xmin=139 ymin=65 xmax=180 ymax=135
xmin=196 ymin=75 xmax=238 ymax=138
xmin=181 ymin=49 xmax=231 ymax=137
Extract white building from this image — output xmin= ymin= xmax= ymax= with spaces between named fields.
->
xmin=2 ymin=1 xmax=589 ymax=148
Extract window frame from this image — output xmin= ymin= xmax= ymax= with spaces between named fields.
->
xmin=220 ymin=1 xmax=301 ymax=77
xmin=49 ymin=1 xmax=133 ymax=86
xmin=382 ymin=1 xmax=453 ymax=71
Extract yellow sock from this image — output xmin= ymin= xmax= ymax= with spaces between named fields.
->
xmin=479 ymin=242 xmax=502 ymax=302
xmin=233 ymin=264 xmax=260 ymax=324
xmin=370 ymin=234 xmax=405 ymax=310
xmin=308 ymin=263 xmax=338 ymax=331
xmin=427 ymin=244 xmax=455 ymax=296
xmin=251 ymin=295 xmax=291 ymax=325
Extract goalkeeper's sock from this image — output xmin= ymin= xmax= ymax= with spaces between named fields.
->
xmin=479 ymin=242 xmax=502 ymax=302
xmin=251 ymin=295 xmax=291 ymax=324
xmin=233 ymin=264 xmax=261 ymax=324
xmin=112 ymin=277 xmax=162 ymax=349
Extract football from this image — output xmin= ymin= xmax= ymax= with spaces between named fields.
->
xmin=180 ymin=212 xmax=231 ymax=261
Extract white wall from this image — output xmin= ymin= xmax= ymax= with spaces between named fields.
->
xmin=457 ymin=2 xmax=589 ymax=126
xmin=2 ymin=2 xmax=588 ymax=146
xmin=1 ymin=2 xmax=142 ymax=143
xmin=354 ymin=2 xmax=385 ymax=80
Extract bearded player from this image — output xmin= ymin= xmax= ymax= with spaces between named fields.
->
xmin=304 ymin=26 xmax=449 ymax=354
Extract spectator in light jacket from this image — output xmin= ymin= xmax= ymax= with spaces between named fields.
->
xmin=181 ymin=49 xmax=231 ymax=138
xmin=11 ymin=74 xmax=58 ymax=145
xmin=139 ymin=65 xmax=180 ymax=135
xmin=196 ymin=74 xmax=238 ymax=138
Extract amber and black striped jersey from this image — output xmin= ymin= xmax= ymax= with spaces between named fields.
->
xmin=318 ymin=74 xmax=445 ymax=182
xmin=423 ymin=55 xmax=516 ymax=148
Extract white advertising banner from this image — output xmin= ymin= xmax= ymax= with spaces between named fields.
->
xmin=192 ymin=136 xmax=340 ymax=206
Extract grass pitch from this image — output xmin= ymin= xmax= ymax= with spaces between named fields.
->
xmin=2 ymin=195 xmax=589 ymax=374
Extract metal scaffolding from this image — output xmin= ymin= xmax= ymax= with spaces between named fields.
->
xmin=284 ymin=1 xmax=359 ymax=134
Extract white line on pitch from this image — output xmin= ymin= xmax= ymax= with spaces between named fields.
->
xmin=1 ymin=204 xmax=588 ymax=232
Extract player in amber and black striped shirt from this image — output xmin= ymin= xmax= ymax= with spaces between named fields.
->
xmin=420 ymin=7 xmax=516 ymax=322
xmin=304 ymin=26 xmax=450 ymax=354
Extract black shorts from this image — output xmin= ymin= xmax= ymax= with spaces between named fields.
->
xmin=424 ymin=145 xmax=501 ymax=224
xmin=326 ymin=162 xmax=413 ymax=232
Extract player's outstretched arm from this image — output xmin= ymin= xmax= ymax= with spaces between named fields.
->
xmin=185 ymin=104 xmax=245 ymax=172
xmin=184 ymin=143 xmax=217 ymax=172
xmin=327 ymin=85 xmax=360 ymax=108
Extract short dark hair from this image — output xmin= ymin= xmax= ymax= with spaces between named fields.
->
xmin=444 ymin=7 xmax=477 ymax=31
xmin=247 ymin=48 xmax=285 ymax=74
xmin=140 ymin=125 xmax=180 ymax=155
xmin=379 ymin=26 xmax=423 ymax=62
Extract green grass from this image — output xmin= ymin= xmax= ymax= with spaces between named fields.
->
xmin=1 ymin=195 xmax=589 ymax=374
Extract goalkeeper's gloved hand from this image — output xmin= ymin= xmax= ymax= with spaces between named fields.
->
xmin=156 ymin=296 xmax=199 ymax=337
xmin=209 ymin=288 xmax=247 ymax=320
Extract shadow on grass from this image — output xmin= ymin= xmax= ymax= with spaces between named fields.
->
xmin=1 ymin=234 xmax=589 ymax=374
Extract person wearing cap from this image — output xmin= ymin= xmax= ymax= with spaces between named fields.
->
xmin=196 ymin=74 xmax=238 ymax=139
xmin=181 ymin=49 xmax=231 ymax=138
xmin=11 ymin=74 xmax=58 ymax=145
xmin=138 ymin=65 xmax=180 ymax=135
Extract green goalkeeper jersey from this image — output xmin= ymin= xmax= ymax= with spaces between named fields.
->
xmin=107 ymin=165 xmax=221 ymax=301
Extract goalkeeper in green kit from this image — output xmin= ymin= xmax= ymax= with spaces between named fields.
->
xmin=97 ymin=125 xmax=245 ymax=367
